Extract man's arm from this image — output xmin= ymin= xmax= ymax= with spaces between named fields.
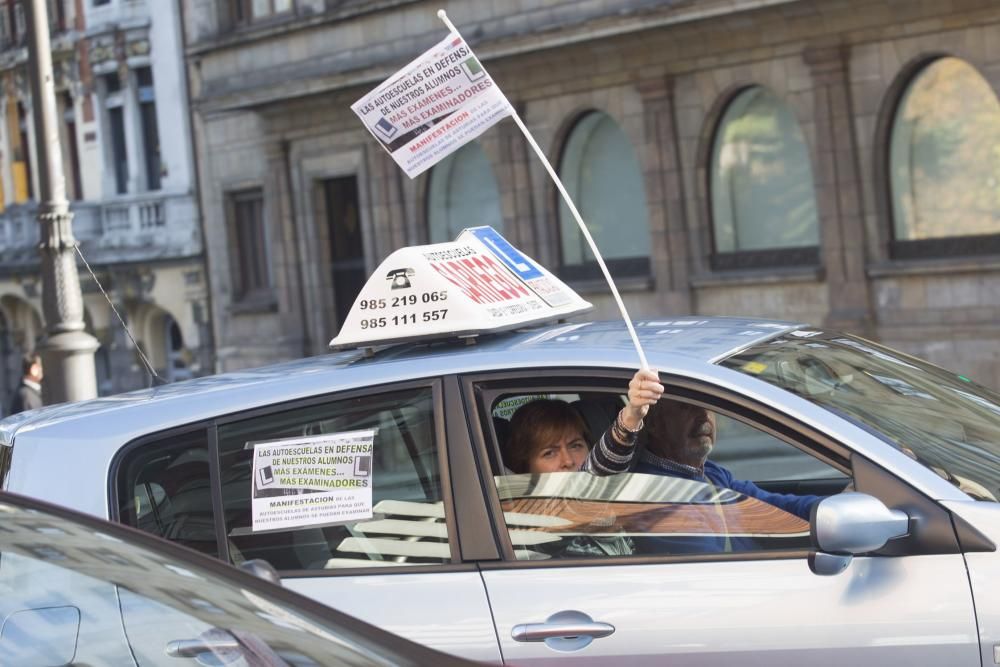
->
xmin=719 ymin=467 xmax=822 ymax=521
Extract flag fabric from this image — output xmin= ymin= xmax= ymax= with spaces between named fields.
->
xmin=352 ymin=32 xmax=511 ymax=178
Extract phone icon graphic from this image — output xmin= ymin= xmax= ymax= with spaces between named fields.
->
xmin=386 ymin=268 xmax=415 ymax=289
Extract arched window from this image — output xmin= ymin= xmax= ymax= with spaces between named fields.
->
xmin=710 ymin=87 xmax=819 ymax=268
xmin=558 ymin=111 xmax=650 ymax=279
xmin=890 ymin=57 xmax=1000 ymax=257
xmin=426 ymin=142 xmax=502 ymax=243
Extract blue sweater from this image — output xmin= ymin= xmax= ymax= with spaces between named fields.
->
xmin=633 ymin=457 xmax=821 ymax=521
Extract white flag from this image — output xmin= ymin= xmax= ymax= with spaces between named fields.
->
xmin=352 ymin=32 xmax=511 ymax=178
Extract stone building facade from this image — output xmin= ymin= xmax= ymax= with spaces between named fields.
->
xmin=183 ymin=0 xmax=1000 ymax=388
xmin=0 ymin=0 xmax=210 ymax=406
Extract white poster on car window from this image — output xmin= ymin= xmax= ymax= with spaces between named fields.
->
xmin=250 ymin=430 xmax=375 ymax=533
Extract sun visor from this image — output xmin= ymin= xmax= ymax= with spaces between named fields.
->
xmin=329 ymin=226 xmax=592 ymax=350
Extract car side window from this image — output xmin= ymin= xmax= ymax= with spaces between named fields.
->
xmin=216 ymin=386 xmax=449 ymax=571
xmin=711 ymin=414 xmax=849 ymax=490
xmin=117 ymin=431 xmax=218 ymax=558
xmin=486 ymin=388 xmax=848 ymax=561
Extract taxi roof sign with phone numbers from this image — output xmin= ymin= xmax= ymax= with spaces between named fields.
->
xmin=328 ymin=226 xmax=592 ymax=350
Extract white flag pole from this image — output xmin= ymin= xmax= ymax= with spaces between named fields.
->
xmin=437 ymin=10 xmax=649 ymax=370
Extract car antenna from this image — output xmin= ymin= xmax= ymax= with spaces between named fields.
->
xmin=74 ymin=246 xmax=167 ymax=387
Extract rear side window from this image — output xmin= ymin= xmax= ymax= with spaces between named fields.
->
xmin=117 ymin=431 xmax=217 ymax=558
xmin=216 ymin=386 xmax=449 ymax=571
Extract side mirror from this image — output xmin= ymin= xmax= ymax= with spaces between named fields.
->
xmin=809 ymin=492 xmax=909 ymax=576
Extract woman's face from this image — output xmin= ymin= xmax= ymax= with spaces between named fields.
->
xmin=528 ymin=427 xmax=589 ymax=473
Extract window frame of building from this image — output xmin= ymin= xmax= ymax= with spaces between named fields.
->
xmin=15 ymin=101 xmax=33 ymax=201
xmin=60 ymin=92 xmax=82 ymax=201
xmin=134 ymin=66 xmax=162 ymax=192
xmin=47 ymin=0 xmax=66 ymax=32
xmin=225 ymin=187 xmax=275 ymax=308
xmin=12 ymin=2 xmax=24 ymax=44
xmin=100 ymin=71 xmax=129 ymax=195
xmin=886 ymin=57 xmax=1000 ymax=261
xmin=228 ymin=0 xmax=294 ymax=28
xmin=707 ymin=86 xmax=821 ymax=272
xmin=0 ymin=4 xmax=10 ymax=49
xmin=555 ymin=110 xmax=652 ymax=283
xmin=317 ymin=176 xmax=366 ymax=332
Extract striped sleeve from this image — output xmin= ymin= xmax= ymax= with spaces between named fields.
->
xmin=580 ymin=428 xmax=636 ymax=476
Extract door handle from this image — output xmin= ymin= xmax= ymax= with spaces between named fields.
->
xmin=512 ymin=610 xmax=615 ymax=651
xmin=165 ymin=628 xmax=240 ymax=658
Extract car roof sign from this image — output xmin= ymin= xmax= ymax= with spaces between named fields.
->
xmin=329 ymin=226 xmax=592 ymax=350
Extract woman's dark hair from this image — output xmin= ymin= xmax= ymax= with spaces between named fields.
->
xmin=506 ymin=399 xmax=590 ymax=473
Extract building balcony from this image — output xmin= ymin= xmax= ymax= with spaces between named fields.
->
xmin=0 ymin=190 xmax=201 ymax=271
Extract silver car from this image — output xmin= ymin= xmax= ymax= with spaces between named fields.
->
xmin=0 ymin=490 xmax=472 ymax=666
xmin=2 ymin=318 xmax=999 ymax=666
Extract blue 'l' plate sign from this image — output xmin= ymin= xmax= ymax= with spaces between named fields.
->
xmin=469 ymin=226 xmax=544 ymax=280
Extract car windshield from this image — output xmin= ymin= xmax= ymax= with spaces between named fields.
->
xmin=720 ymin=331 xmax=1000 ymax=502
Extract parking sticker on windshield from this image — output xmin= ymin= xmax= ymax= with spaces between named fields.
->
xmin=250 ymin=430 xmax=375 ymax=533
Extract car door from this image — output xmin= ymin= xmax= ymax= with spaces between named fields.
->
xmin=113 ymin=379 xmax=502 ymax=664
xmin=462 ymin=370 xmax=980 ymax=666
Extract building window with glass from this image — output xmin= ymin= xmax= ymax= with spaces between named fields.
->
xmin=710 ymin=86 xmax=819 ymax=270
xmin=557 ymin=111 xmax=650 ymax=280
xmin=889 ymin=57 xmax=1000 ymax=259
xmin=14 ymin=101 xmax=33 ymax=202
xmin=102 ymin=72 xmax=129 ymax=195
xmin=426 ymin=142 xmax=502 ymax=243
xmin=135 ymin=67 xmax=161 ymax=191
xmin=226 ymin=188 xmax=273 ymax=304
xmin=229 ymin=0 xmax=293 ymax=26
xmin=60 ymin=92 xmax=82 ymax=201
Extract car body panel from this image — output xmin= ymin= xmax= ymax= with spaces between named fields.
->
xmin=941 ymin=500 xmax=1000 ymax=666
xmin=481 ymin=554 xmax=980 ymax=666
xmin=0 ymin=549 xmax=138 ymax=665
xmin=282 ymin=571 xmax=503 ymax=665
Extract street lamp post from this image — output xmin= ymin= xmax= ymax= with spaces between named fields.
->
xmin=25 ymin=0 xmax=98 ymax=404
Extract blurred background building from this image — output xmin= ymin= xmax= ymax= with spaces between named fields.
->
xmin=0 ymin=0 xmax=209 ymax=407
xmin=185 ymin=0 xmax=999 ymax=390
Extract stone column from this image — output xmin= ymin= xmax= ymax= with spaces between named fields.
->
xmin=26 ymin=0 xmax=98 ymax=404
xmin=805 ymin=44 xmax=874 ymax=336
xmin=637 ymin=75 xmax=692 ymax=314
xmin=365 ymin=144 xmax=408 ymax=261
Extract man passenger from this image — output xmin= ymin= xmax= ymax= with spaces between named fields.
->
xmin=635 ymin=399 xmax=821 ymax=520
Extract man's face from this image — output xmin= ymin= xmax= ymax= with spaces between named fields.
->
xmin=648 ymin=399 xmax=716 ymax=467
